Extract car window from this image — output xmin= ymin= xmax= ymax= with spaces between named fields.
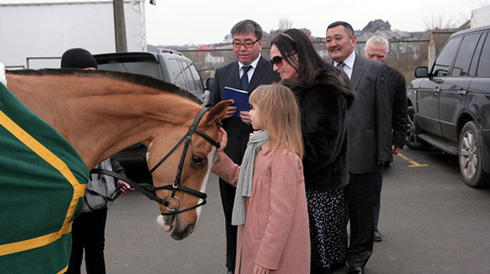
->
xmin=189 ymin=64 xmax=204 ymax=91
xmin=180 ymin=60 xmax=198 ymax=92
xmin=477 ymin=32 xmax=490 ymax=77
xmin=98 ymin=61 xmax=160 ymax=79
xmin=167 ymin=58 xmax=189 ymax=90
xmin=432 ymin=37 xmax=462 ymax=77
xmin=469 ymin=32 xmax=486 ymax=76
xmin=451 ymin=33 xmax=481 ymax=77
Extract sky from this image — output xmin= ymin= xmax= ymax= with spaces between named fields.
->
xmin=145 ymin=0 xmax=488 ymax=46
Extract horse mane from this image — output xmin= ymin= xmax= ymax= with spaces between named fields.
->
xmin=8 ymin=69 xmax=202 ymax=104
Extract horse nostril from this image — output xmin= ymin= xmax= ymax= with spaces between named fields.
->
xmin=162 ymin=195 xmax=180 ymax=212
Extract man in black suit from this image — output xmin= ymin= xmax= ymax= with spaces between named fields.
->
xmin=326 ymin=21 xmax=392 ymax=274
xmin=364 ymin=35 xmax=408 ymax=243
xmin=206 ymin=19 xmax=278 ymax=274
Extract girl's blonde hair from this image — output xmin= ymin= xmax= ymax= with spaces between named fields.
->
xmin=249 ymin=84 xmax=303 ymax=158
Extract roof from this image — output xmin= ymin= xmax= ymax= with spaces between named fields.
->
xmin=451 ymin=24 xmax=490 ymax=38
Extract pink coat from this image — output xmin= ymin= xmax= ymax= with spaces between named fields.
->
xmin=212 ymin=141 xmax=310 ymax=274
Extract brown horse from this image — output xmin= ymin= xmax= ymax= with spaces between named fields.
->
xmin=3 ymin=69 xmax=229 ymax=240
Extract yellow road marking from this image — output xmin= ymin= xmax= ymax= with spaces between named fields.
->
xmin=397 ymin=152 xmax=429 ymax=167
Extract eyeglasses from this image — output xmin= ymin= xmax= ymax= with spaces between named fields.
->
xmin=232 ymin=39 xmax=260 ymax=48
xmin=270 ymin=56 xmax=284 ymax=67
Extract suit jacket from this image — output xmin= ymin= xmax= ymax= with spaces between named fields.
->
xmin=207 ymin=56 xmax=278 ymax=164
xmin=348 ymin=54 xmax=392 ymax=174
xmin=387 ymin=66 xmax=408 ymax=149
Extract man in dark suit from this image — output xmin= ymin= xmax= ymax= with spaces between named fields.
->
xmin=326 ymin=21 xmax=392 ymax=274
xmin=206 ymin=19 xmax=278 ymax=274
xmin=364 ymin=35 xmax=408 ymax=243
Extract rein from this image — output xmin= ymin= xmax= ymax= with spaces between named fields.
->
xmin=92 ymin=107 xmax=220 ymax=216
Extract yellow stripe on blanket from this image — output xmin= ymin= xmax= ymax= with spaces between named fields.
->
xmin=0 ymin=110 xmax=86 ymax=256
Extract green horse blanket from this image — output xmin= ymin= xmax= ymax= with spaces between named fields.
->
xmin=0 ymin=83 xmax=89 ymax=273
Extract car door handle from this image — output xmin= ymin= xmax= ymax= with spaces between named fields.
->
xmin=457 ymin=90 xmax=467 ymax=96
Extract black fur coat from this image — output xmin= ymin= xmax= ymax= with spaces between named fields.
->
xmin=282 ymin=69 xmax=355 ymax=191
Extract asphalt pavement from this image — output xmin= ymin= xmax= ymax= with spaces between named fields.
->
xmin=101 ymin=147 xmax=490 ymax=274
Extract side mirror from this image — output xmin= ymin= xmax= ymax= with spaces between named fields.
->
xmin=414 ymin=67 xmax=429 ymax=78
xmin=200 ymin=77 xmax=215 ymax=106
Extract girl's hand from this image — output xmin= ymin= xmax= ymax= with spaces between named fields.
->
xmin=217 ymin=127 xmax=228 ymax=153
xmin=253 ymin=264 xmax=270 ymax=274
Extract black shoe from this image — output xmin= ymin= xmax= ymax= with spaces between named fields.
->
xmin=374 ymin=229 xmax=383 ymax=242
xmin=348 ymin=266 xmax=364 ymax=274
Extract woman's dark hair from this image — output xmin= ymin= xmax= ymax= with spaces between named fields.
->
xmin=270 ymin=29 xmax=339 ymax=83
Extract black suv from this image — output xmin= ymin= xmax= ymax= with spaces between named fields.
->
xmin=406 ymin=25 xmax=490 ymax=187
xmin=94 ymin=50 xmax=207 ymax=167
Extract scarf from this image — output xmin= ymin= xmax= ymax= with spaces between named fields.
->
xmin=231 ymin=130 xmax=270 ymax=226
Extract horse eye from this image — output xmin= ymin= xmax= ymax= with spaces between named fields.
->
xmin=192 ymin=155 xmax=206 ymax=168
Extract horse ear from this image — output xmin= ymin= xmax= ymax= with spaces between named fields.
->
xmin=203 ymin=100 xmax=233 ymax=126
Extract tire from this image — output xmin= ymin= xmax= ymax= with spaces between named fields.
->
xmin=406 ymin=106 xmax=430 ymax=150
xmin=459 ymin=121 xmax=490 ymax=188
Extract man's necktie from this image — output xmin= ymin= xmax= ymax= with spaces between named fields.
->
xmin=241 ymin=65 xmax=252 ymax=91
xmin=336 ymin=62 xmax=346 ymax=72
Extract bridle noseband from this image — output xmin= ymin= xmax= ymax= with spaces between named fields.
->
xmin=92 ymin=107 xmax=220 ymax=216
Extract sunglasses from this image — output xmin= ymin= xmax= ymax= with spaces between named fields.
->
xmin=270 ymin=56 xmax=284 ymax=67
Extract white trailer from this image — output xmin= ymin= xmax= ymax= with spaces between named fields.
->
xmin=471 ymin=5 xmax=490 ymax=28
xmin=0 ymin=0 xmax=147 ymax=69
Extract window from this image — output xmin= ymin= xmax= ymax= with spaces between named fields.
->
xmin=477 ymin=32 xmax=490 ymax=77
xmin=167 ymin=58 xmax=188 ymax=90
xmin=180 ymin=60 xmax=198 ymax=92
xmin=451 ymin=33 xmax=481 ymax=76
xmin=432 ymin=37 xmax=462 ymax=76
xmin=189 ymin=64 xmax=204 ymax=92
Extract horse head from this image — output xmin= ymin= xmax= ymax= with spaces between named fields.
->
xmin=147 ymin=100 xmax=230 ymax=240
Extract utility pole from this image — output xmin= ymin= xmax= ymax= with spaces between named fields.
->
xmin=113 ymin=0 xmax=127 ymax=52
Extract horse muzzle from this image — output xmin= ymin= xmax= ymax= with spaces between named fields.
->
xmin=156 ymin=214 xmax=195 ymax=240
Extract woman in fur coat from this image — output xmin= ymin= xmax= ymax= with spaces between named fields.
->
xmin=270 ymin=29 xmax=356 ymax=274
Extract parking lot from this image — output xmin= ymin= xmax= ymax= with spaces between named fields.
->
xmin=102 ymin=147 xmax=490 ymax=274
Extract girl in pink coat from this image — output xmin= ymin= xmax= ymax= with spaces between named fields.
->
xmin=212 ymin=84 xmax=310 ymax=274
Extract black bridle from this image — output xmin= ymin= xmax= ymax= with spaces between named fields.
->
xmin=92 ymin=107 xmax=220 ymax=216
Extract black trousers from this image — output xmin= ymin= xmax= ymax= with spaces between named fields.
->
xmin=345 ymin=171 xmax=376 ymax=268
xmin=66 ymin=207 xmax=108 ymax=274
xmin=219 ymin=178 xmax=237 ymax=271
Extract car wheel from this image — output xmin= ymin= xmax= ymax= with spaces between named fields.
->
xmin=459 ymin=121 xmax=490 ymax=188
xmin=406 ymin=106 xmax=429 ymax=150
